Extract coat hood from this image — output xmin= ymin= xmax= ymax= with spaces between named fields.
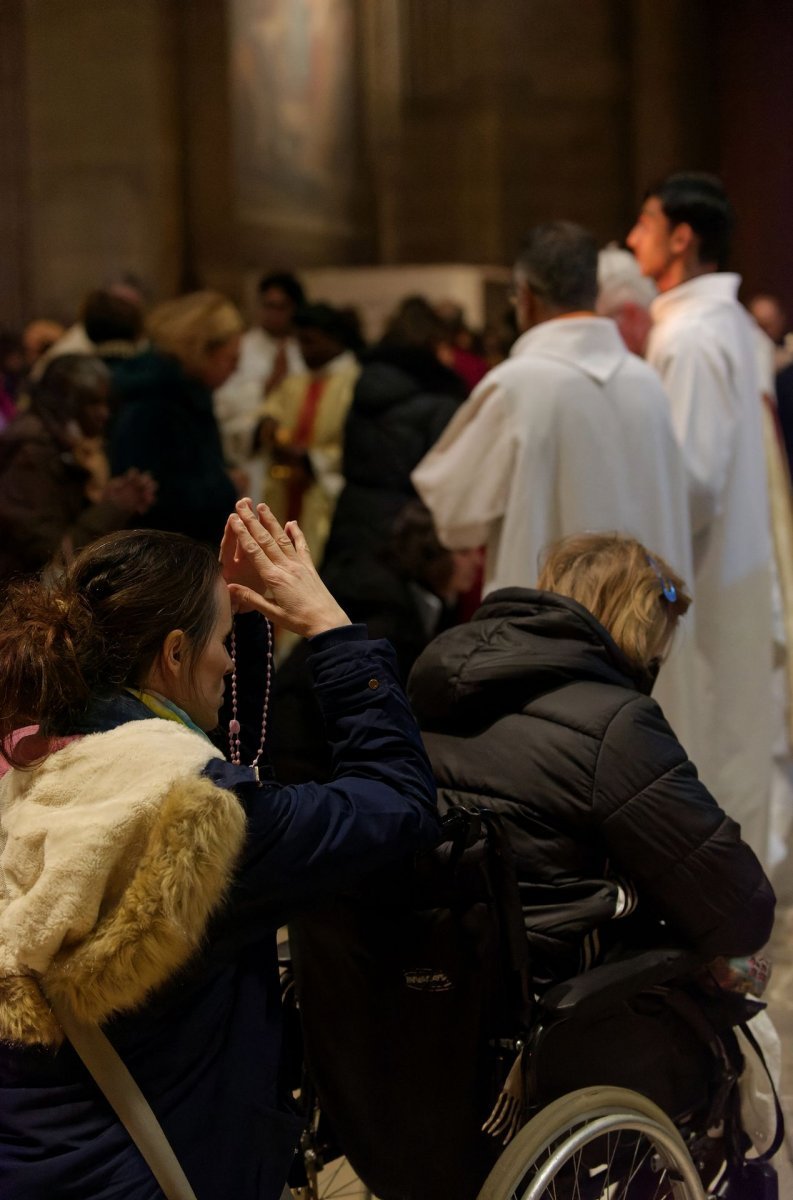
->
xmin=0 ymin=718 xmax=244 ymax=1046
xmin=408 ymin=588 xmax=653 ymax=731
xmin=354 ymin=344 xmax=467 ymax=415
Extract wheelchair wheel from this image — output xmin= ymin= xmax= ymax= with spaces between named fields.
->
xmin=476 ymin=1085 xmax=707 ymax=1200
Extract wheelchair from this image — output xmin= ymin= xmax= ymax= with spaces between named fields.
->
xmin=282 ymin=808 xmax=781 ymax=1200
xmin=473 ymin=944 xmax=780 ymax=1199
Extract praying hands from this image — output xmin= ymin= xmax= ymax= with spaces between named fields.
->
xmin=220 ymin=498 xmax=351 ymax=638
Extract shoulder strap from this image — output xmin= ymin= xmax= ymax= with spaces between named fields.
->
xmin=48 ymin=995 xmax=198 ymax=1200
xmin=738 ymin=1018 xmax=786 ymax=1162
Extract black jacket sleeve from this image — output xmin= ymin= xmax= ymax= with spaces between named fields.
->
xmin=592 ymin=694 xmax=775 ymax=958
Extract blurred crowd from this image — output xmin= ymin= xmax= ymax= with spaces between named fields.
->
xmin=2 ymin=171 xmax=793 ymax=883
xmin=0 ymin=270 xmax=511 ymax=654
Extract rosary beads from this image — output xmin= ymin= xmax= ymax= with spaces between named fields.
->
xmin=228 ymin=617 xmax=273 ymax=784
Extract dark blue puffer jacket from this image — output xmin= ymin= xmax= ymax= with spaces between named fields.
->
xmin=0 ymin=627 xmax=440 ymax=1200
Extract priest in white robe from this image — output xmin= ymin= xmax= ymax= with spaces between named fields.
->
xmin=213 ymin=272 xmax=306 ymax=476
xmin=628 ymin=172 xmax=773 ymax=861
xmin=412 ymin=221 xmax=698 ymax=760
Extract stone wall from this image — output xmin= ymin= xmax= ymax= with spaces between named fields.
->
xmin=3 ymin=0 xmax=184 ymax=323
xmin=0 ymin=0 xmax=791 ymax=328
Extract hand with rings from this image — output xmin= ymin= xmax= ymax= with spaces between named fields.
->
xmin=220 ymin=499 xmax=351 ymax=638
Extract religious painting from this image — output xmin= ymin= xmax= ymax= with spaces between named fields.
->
xmin=230 ymin=0 xmax=359 ymax=233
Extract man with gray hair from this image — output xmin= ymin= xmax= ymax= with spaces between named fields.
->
xmin=596 ymin=243 xmax=657 ymax=356
xmin=413 ymin=220 xmax=699 ymax=754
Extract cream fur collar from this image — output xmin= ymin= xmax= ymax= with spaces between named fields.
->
xmin=0 ymin=719 xmax=246 ymax=1046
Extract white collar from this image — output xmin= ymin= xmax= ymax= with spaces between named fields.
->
xmin=510 ymin=316 xmax=628 ymax=384
xmin=651 ymin=272 xmax=742 ymax=318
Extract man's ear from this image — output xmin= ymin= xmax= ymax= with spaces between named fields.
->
xmin=670 ymin=221 xmax=696 ymax=258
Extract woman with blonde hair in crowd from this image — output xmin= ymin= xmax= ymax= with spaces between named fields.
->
xmin=111 ymin=291 xmax=244 ymax=546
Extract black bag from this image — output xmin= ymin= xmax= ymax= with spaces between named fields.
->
xmin=289 ymin=807 xmax=532 ymax=1200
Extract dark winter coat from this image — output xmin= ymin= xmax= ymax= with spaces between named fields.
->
xmin=110 ymin=350 xmax=237 ymax=547
xmin=0 ymin=627 xmax=440 ymax=1200
xmin=321 ymin=344 xmax=466 ymax=576
xmin=0 ymin=411 xmax=126 ymax=582
xmin=408 ymin=588 xmax=775 ymax=988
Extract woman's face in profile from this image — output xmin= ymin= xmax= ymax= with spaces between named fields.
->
xmin=177 ymin=578 xmax=235 ymax=731
xmin=200 ymin=335 xmax=241 ymax=390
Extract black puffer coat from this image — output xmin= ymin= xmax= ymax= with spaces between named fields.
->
xmin=321 ymin=343 xmax=466 ymax=572
xmin=408 ymin=588 xmax=775 ymax=988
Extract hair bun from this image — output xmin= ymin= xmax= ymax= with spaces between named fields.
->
xmin=4 ymin=580 xmax=91 ymax=650
xmin=0 ymin=580 xmax=95 ymax=760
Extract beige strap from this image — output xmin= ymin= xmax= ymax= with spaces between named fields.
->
xmin=49 ymin=997 xmax=198 ymax=1200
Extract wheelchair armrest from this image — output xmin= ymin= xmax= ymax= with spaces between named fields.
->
xmin=539 ymin=948 xmax=702 ymax=1022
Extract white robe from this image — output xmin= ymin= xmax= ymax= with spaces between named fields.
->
xmin=412 ymin=315 xmax=699 ymax=759
xmin=213 ymin=328 xmax=305 ymax=468
xmin=647 ymin=273 xmax=773 ymax=859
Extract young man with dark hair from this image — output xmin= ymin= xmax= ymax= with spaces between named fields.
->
xmin=628 ymin=172 xmax=774 ymax=862
xmin=257 ymin=270 xmax=306 ymax=314
xmin=412 ymin=220 xmax=698 ymax=755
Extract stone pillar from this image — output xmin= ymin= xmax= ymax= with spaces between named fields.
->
xmin=20 ymin=0 xmax=184 ymax=319
xmin=496 ymin=0 xmax=633 ymax=251
xmin=0 ymin=2 xmax=30 ymax=328
xmin=361 ymin=0 xmax=646 ymax=265
xmin=174 ymin=0 xmax=237 ymax=296
xmin=627 ymin=0 xmax=716 ymax=194
xmin=715 ymin=0 xmax=793 ymax=310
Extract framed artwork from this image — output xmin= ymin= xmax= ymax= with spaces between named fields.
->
xmin=230 ymin=0 xmax=359 ymax=237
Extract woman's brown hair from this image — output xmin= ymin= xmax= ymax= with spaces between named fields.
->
xmin=0 ymin=530 xmax=222 ymax=766
xmin=537 ymin=532 xmax=691 ymax=672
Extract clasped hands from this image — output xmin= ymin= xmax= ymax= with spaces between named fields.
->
xmin=220 ymin=499 xmax=350 ymax=639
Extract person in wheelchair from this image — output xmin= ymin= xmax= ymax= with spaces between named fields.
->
xmin=409 ymin=533 xmax=778 ymax=1190
xmin=285 ymin=531 xmax=776 ymax=1200
xmin=409 ymin=531 xmax=774 ymax=992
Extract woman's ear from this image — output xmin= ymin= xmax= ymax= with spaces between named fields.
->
xmin=146 ymin=629 xmax=187 ymax=692
xmin=163 ymin=630 xmax=186 ymax=671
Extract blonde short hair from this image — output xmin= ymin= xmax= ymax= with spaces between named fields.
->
xmin=146 ymin=291 xmax=243 ymax=376
xmin=537 ymin=532 xmax=691 ymax=671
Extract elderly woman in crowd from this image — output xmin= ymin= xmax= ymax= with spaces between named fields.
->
xmin=0 ymin=354 xmax=154 ymax=583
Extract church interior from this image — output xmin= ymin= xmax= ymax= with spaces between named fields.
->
xmin=1 ymin=2 xmax=792 ymax=1198
xmin=1 ymin=0 xmax=792 ymax=328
